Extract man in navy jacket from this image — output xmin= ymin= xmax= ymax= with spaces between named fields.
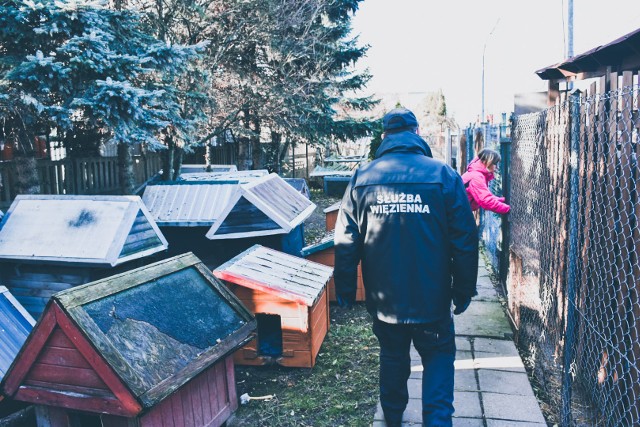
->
xmin=334 ymin=107 xmax=478 ymax=426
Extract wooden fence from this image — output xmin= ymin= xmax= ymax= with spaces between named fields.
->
xmin=0 ymin=152 xmax=163 ymax=210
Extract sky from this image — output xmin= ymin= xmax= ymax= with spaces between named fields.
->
xmin=350 ymin=0 xmax=640 ymax=126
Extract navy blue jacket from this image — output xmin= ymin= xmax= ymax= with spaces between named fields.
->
xmin=334 ymin=131 xmax=479 ymax=324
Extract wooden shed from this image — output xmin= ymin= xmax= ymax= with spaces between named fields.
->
xmin=214 ymin=245 xmax=333 ymax=368
xmin=1 ymin=253 xmax=255 ymax=427
xmin=300 ymin=231 xmax=365 ymax=303
xmin=0 ymin=195 xmax=168 ymax=320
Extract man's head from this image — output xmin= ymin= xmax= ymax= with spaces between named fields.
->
xmin=382 ymin=108 xmax=419 ymax=135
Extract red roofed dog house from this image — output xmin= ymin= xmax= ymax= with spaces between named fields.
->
xmin=1 ymin=253 xmax=255 ymax=427
xmin=214 ymin=245 xmax=333 ymax=368
xmin=300 ymin=231 xmax=365 ymax=302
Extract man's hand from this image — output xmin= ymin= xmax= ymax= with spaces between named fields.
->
xmin=336 ymin=292 xmax=355 ymax=309
xmin=453 ymin=295 xmax=471 ymax=315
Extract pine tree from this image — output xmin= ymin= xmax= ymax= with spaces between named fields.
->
xmin=0 ymin=0 xmax=203 ymax=191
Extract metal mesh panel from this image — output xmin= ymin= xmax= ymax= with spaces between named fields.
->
xmin=505 ymin=83 xmax=640 ymax=426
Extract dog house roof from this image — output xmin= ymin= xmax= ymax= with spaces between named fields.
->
xmin=0 ymin=195 xmax=167 ymax=267
xmin=214 ymin=245 xmax=333 ymax=306
xmin=1 ymin=253 xmax=255 ymax=413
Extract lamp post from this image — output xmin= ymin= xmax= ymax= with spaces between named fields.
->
xmin=481 ymin=18 xmax=501 ymax=123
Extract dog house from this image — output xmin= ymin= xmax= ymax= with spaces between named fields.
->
xmin=323 ymin=201 xmax=341 ymax=231
xmin=1 ymin=253 xmax=255 ymax=427
xmin=142 ymin=176 xmax=314 ymax=264
xmin=284 ymin=178 xmax=311 ymax=200
xmin=300 ymin=231 xmax=365 ymax=302
xmin=0 ymin=195 xmax=168 ymax=320
xmin=0 ymin=286 xmax=35 ymax=416
xmin=214 ymin=245 xmax=333 ymax=368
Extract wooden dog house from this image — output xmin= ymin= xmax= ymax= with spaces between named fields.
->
xmin=214 ymin=245 xmax=333 ymax=368
xmin=323 ymin=201 xmax=341 ymax=231
xmin=300 ymin=231 xmax=365 ymax=302
xmin=0 ymin=195 xmax=168 ymax=320
xmin=142 ymin=176 xmax=314 ymax=265
xmin=1 ymin=253 xmax=255 ymax=427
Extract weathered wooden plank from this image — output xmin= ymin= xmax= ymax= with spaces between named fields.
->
xmin=224 ymin=356 xmax=237 ymax=413
xmin=170 ymin=386 xmax=185 ymax=427
xmin=19 ymin=386 xmax=135 ymax=418
xmin=180 ymin=382 xmax=195 ymax=427
xmin=54 ymin=305 xmax=143 ymax=415
xmin=196 ymin=370 xmax=213 ymax=423
xmin=159 ymin=397 xmax=175 ymax=427
xmin=6 ymin=278 xmax=75 ymax=292
xmin=36 ymin=346 xmax=92 ymax=369
xmin=26 ymin=362 xmax=108 ymax=389
xmin=48 ymin=328 xmax=75 ymax=349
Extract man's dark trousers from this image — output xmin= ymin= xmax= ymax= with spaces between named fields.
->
xmin=372 ymin=316 xmax=456 ymax=427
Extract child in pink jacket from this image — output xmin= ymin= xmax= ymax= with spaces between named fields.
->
xmin=462 ymin=148 xmax=510 ymax=214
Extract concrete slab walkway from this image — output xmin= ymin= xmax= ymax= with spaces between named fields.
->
xmin=372 ymin=257 xmax=548 ymax=426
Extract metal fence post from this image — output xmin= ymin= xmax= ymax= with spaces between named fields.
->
xmin=499 ymin=118 xmax=512 ymax=288
xmin=562 ymin=90 xmax=581 ymax=426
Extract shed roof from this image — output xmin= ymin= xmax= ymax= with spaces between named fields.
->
xmin=142 ymin=181 xmax=240 ymax=226
xmin=0 ymin=286 xmax=35 ymax=384
xmin=179 ymin=169 xmax=268 ymax=184
xmin=323 ymin=201 xmax=341 ymax=214
xmin=179 ymin=164 xmax=237 ymax=174
xmin=300 ymin=231 xmax=335 ymax=257
xmin=0 ymin=195 xmax=168 ymax=267
xmin=536 ymin=27 xmax=640 ymax=81
xmin=206 ymin=173 xmax=316 ymax=240
xmin=1 ymin=253 xmax=255 ymax=413
xmin=214 ymin=244 xmax=333 ymax=306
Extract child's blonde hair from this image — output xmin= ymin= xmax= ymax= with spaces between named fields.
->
xmin=478 ymin=148 xmax=501 ymax=168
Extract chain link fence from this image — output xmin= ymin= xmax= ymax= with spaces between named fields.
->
xmin=479 ymin=79 xmax=640 ymax=426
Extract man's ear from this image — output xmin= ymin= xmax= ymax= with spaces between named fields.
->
xmin=414 ymin=126 xmax=420 ymax=135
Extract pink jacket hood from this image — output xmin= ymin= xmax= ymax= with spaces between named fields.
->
xmin=461 ymin=157 xmax=510 ymax=214
xmin=466 ymin=157 xmax=495 ymax=181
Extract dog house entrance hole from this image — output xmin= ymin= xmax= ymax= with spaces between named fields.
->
xmin=257 ymin=313 xmax=282 ymax=357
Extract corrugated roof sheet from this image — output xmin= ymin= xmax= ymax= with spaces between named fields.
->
xmin=214 ymin=245 xmax=333 ymax=306
xmin=0 ymin=286 xmax=35 ymax=382
xmin=0 ymin=195 xmax=167 ymax=266
xmin=142 ymin=182 xmax=240 ymax=226
xmin=536 ymin=27 xmax=640 ymax=80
